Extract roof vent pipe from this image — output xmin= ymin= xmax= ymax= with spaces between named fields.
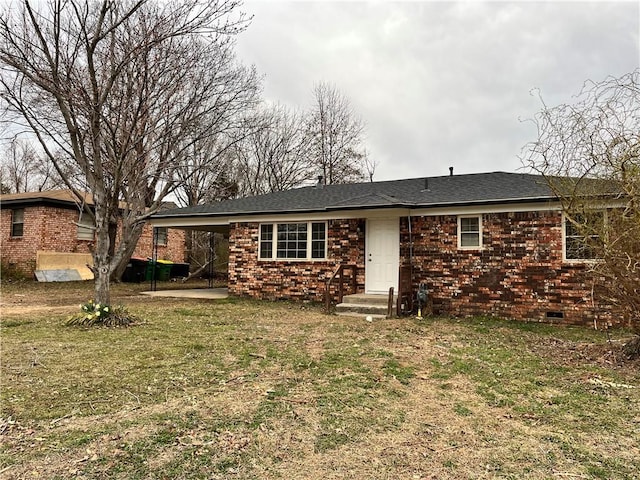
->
xmin=316 ymin=175 xmax=324 ymax=187
xmin=449 ymin=166 xmax=454 ymax=176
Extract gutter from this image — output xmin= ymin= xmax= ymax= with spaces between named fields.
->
xmin=150 ymin=195 xmax=558 ymax=220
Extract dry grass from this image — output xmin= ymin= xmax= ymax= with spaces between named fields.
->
xmin=1 ymin=280 xmax=639 ymax=479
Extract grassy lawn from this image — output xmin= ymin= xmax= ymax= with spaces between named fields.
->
xmin=1 ymin=281 xmax=639 ymax=479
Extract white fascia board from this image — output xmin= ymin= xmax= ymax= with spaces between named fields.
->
xmin=410 ymin=200 xmax=562 ymax=216
xmin=149 ymin=201 xmax=564 ymax=229
xmin=234 ymin=208 xmax=412 ymax=223
xmin=149 ymin=216 xmax=233 ymax=228
xmin=150 ymin=207 xmax=414 ymax=227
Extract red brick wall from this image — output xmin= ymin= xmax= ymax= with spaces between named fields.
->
xmin=401 ymin=211 xmax=616 ymax=326
xmin=228 ymin=219 xmax=364 ymax=301
xmin=227 ymin=211 xmax=615 ymax=326
xmin=133 ymin=226 xmax=186 ymax=263
xmin=1 ymin=205 xmax=185 ymax=277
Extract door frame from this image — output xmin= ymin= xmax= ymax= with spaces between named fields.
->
xmin=365 ymin=217 xmax=400 ymax=294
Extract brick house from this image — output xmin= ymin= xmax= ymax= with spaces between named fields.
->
xmin=151 ymin=171 xmax=616 ymax=326
xmin=1 ymin=190 xmax=186 ymax=278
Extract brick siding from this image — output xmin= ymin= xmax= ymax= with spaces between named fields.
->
xmin=228 ymin=219 xmax=364 ymax=301
xmin=401 ymin=211 xmax=616 ymax=326
xmin=0 ymin=205 xmax=185 ymax=277
xmin=228 ymin=211 xmax=616 ymax=326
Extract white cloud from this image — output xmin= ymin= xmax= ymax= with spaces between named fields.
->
xmin=235 ymin=0 xmax=640 ymax=180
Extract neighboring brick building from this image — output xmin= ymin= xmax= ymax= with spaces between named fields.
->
xmin=151 ymin=172 xmax=620 ymax=326
xmin=1 ymin=190 xmax=185 ymax=278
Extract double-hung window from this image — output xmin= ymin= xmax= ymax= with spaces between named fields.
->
xmin=77 ymin=212 xmax=94 ymax=240
xmin=259 ymin=222 xmax=327 ymax=260
xmin=154 ymin=227 xmax=168 ymax=246
xmin=458 ymin=215 xmax=482 ymax=249
xmin=564 ymin=212 xmax=602 ymax=261
xmin=11 ymin=208 xmax=24 ymax=237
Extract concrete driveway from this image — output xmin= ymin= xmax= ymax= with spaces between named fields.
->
xmin=141 ymin=288 xmax=228 ymax=299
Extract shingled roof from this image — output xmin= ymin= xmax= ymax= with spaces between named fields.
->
xmin=0 ymin=190 xmax=178 ymax=212
xmin=153 ymin=172 xmax=556 ymax=220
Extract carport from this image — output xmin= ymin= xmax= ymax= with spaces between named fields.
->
xmin=147 ymin=213 xmax=231 ymax=293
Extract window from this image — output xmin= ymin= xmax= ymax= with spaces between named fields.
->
xmin=277 ymin=223 xmax=308 ymax=259
xmin=458 ymin=215 xmax=481 ymax=249
xmin=11 ymin=208 xmax=24 ymax=237
xmin=260 ymin=224 xmax=273 ymax=259
xmin=154 ymin=227 xmax=168 ymax=246
xmin=564 ymin=212 xmax=602 ymax=260
xmin=311 ymin=222 xmax=326 ymax=259
xmin=77 ymin=212 xmax=94 ymax=240
xmin=259 ymin=222 xmax=327 ymax=260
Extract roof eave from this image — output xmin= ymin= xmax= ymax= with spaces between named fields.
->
xmin=0 ymin=197 xmax=83 ymax=209
xmin=151 ymin=195 xmax=558 ymax=220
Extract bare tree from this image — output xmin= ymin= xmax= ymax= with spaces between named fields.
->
xmin=233 ymin=103 xmax=314 ymax=196
xmin=0 ymin=0 xmax=251 ymax=306
xmin=307 ymin=82 xmax=369 ymax=184
xmin=161 ymin=42 xmax=258 ymax=281
xmin=0 ymin=138 xmax=61 ymax=192
xmin=362 ymin=149 xmax=378 ymax=183
xmin=523 ymin=69 xmax=640 ymax=357
xmin=171 ymin=53 xmax=260 ymax=208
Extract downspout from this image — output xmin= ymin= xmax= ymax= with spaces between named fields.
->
xmin=407 ymin=212 xmax=413 ymax=265
xmin=406 ymin=212 xmax=414 ymax=315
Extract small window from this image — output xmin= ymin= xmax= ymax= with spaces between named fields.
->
xmin=458 ymin=215 xmax=481 ymax=249
xmin=311 ymin=222 xmax=326 ymax=259
xmin=259 ymin=224 xmax=273 ymax=259
xmin=259 ymin=221 xmax=327 ymax=260
xmin=11 ymin=208 xmax=24 ymax=237
xmin=77 ymin=212 xmax=94 ymax=240
xmin=154 ymin=227 xmax=168 ymax=246
xmin=564 ymin=212 xmax=602 ymax=260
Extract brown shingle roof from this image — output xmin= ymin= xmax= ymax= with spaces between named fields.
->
xmin=0 ymin=189 xmax=93 ymax=208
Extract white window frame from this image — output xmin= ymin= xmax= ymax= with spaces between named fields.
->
xmin=562 ymin=212 xmax=602 ymax=262
xmin=77 ymin=212 xmax=94 ymax=241
xmin=154 ymin=226 xmax=168 ymax=246
xmin=11 ymin=208 xmax=24 ymax=237
xmin=457 ymin=215 xmax=482 ymax=250
xmin=259 ymin=221 xmax=327 ymax=261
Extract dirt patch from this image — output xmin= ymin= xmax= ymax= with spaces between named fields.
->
xmin=531 ymin=335 xmax=640 ymax=370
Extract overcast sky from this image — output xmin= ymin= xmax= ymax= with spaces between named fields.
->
xmin=234 ymin=0 xmax=640 ymax=181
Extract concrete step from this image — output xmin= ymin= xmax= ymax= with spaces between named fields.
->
xmin=335 ymin=311 xmax=388 ymax=320
xmin=335 ymin=302 xmax=390 ymax=315
xmin=340 ymin=293 xmax=396 ymax=306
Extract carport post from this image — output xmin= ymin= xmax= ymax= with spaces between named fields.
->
xmin=150 ymin=227 xmax=159 ymax=291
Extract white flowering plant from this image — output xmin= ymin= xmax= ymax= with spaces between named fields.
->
xmin=67 ymin=300 xmax=137 ymax=327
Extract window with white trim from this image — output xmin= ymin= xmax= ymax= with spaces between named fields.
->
xmin=259 ymin=222 xmax=327 ymax=260
xmin=564 ymin=212 xmax=602 ymax=260
xmin=458 ymin=215 xmax=482 ymax=249
xmin=77 ymin=212 xmax=94 ymax=240
xmin=154 ymin=227 xmax=168 ymax=246
xmin=11 ymin=208 xmax=24 ymax=237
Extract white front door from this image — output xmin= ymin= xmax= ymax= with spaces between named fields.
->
xmin=365 ymin=217 xmax=399 ymax=294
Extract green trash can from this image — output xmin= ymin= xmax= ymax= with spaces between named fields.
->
xmin=156 ymin=260 xmax=173 ymax=281
xmin=145 ymin=260 xmax=157 ymax=282
xmin=146 ymin=259 xmax=173 ymax=281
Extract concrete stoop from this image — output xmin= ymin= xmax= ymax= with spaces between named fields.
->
xmin=335 ymin=293 xmax=396 ymax=319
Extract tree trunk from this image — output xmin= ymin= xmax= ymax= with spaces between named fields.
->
xmin=92 ymin=188 xmax=111 ymax=305
xmin=110 ymin=222 xmax=146 ymax=282
xmin=94 ymin=264 xmax=111 ymax=306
